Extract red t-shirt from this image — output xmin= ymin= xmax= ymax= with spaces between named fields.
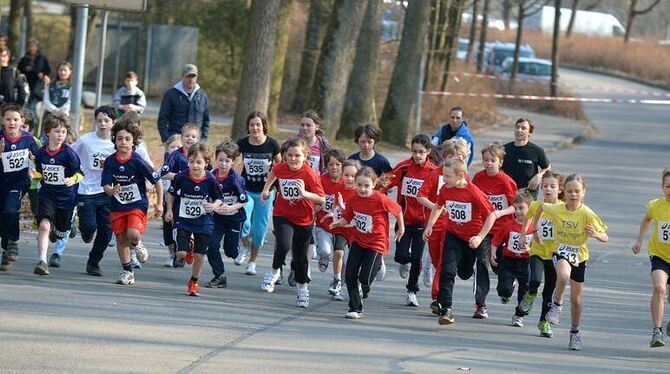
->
xmin=435 ymin=182 xmax=494 ymax=242
xmin=418 ymin=168 xmax=449 ymax=230
xmin=387 ymin=158 xmax=438 ymax=225
xmin=491 ymin=220 xmax=534 ymax=259
xmin=272 ymin=162 xmax=325 ymax=226
xmin=330 ymin=187 xmax=358 ymax=237
xmin=472 ymin=170 xmax=517 ymax=236
xmin=316 ymin=174 xmax=344 ymax=230
xmin=341 ymin=191 xmax=402 ymax=255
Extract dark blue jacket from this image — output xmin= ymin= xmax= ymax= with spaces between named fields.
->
xmin=157 ymin=82 xmax=210 ymax=142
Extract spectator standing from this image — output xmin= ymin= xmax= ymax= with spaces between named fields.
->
xmin=0 ymin=47 xmax=27 ymax=106
xmin=17 ymin=39 xmax=51 ymax=116
xmin=501 ymin=118 xmax=551 ymax=195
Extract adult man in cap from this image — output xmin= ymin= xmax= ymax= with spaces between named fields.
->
xmin=157 ymin=64 xmax=210 ymax=143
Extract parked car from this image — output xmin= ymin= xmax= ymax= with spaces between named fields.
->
xmin=456 ymin=38 xmax=469 ymax=60
xmin=485 ymin=41 xmax=535 ymax=75
xmin=501 ymin=57 xmax=553 ymax=81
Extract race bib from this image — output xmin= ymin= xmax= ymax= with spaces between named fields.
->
xmin=1 ymin=149 xmax=29 ymax=172
xmin=507 ymin=231 xmax=532 ymax=255
xmin=41 ymin=164 xmax=65 ymax=185
xmin=401 ymin=177 xmax=423 ymax=197
xmin=62 ymin=89 xmax=70 ymax=99
xmin=243 ymin=157 xmax=270 ymax=176
xmin=324 ymin=194 xmax=335 ymax=212
xmin=179 ymin=197 xmax=206 ymax=219
xmin=539 ymin=219 xmax=554 ymax=240
xmin=114 ymin=183 xmax=141 ymax=204
xmin=557 ymin=243 xmax=580 ymax=266
xmin=89 ymin=152 xmax=108 ymax=171
xmin=220 ymin=196 xmax=239 ymax=215
xmin=445 ymin=201 xmax=472 ymax=224
xmin=488 ymin=194 xmax=508 ymax=211
xmin=353 ymin=212 xmax=373 ymax=234
xmin=658 ymin=222 xmax=670 ymax=244
xmin=437 ymin=175 xmax=445 ymax=193
xmin=279 ymin=179 xmax=302 ymax=201
xmin=309 ymin=155 xmax=320 ymax=171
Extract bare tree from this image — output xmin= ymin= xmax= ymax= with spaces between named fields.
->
xmin=502 ymin=0 xmax=512 ymax=29
xmin=8 ymin=0 xmax=22 ymax=54
xmin=24 ymin=0 xmax=33 ymax=42
xmin=423 ymin=0 xmax=444 ymax=90
xmin=231 ymin=0 xmax=281 ymax=140
xmin=379 ymin=0 xmax=431 ymax=146
xmin=476 ymin=0 xmax=490 ymax=73
xmin=509 ymin=0 xmax=548 ymax=86
xmin=624 ymin=0 xmax=661 ymax=43
xmin=465 ymin=0 xmax=479 ymax=62
xmin=267 ymin=0 xmax=293 ymax=132
xmin=566 ymin=0 xmax=602 ymax=37
xmin=550 ymin=0 xmax=561 ymax=97
xmin=439 ymin=0 xmax=466 ymax=92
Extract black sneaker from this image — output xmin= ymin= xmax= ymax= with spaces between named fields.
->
xmin=86 ymin=263 xmax=103 ymax=277
xmin=81 ymin=231 xmax=94 ymax=244
xmin=361 ymin=285 xmax=370 ymax=299
xmin=206 ymin=276 xmax=228 ymax=288
xmin=438 ymin=308 xmax=454 ymax=325
xmin=173 ymin=257 xmax=185 ymax=268
xmin=430 ymin=300 xmax=443 ymax=316
xmin=5 ymin=241 xmax=19 ymax=262
xmin=33 ymin=260 xmax=50 ymax=276
xmin=49 ymin=253 xmax=62 ymax=268
xmin=69 ymin=225 xmax=77 ymax=239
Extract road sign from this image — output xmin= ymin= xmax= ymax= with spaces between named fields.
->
xmin=67 ymin=0 xmax=147 ymax=12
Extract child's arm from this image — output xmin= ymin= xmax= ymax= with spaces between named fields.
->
xmin=422 ymin=203 xmax=443 ymax=241
xmin=394 ymin=211 xmax=405 ymax=242
xmin=296 ymin=179 xmax=325 ymax=205
xmin=632 ymin=214 xmax=653 ymax=254
xmin=490 ymin=245 xmax=499 ymax=267
xmin=154 ymin=181 xmax=164 ymax=217
xmin=494 ymin=205 xmax=515 ymax=219
xmin=64 ymin=172 xmax=84 ymax=187
xmin=103 ymin=183 xmax=120 ymax=197
xmin=470 ymin=211 xmax=497 ymax=249
xmin=585 ymin=224 xmax=608 ymax=243
xmin=260 ymin=170 xmax=277 ymax=204
xmin=416 ymin=196 xmax=436 ymax=210
xmin=165 ymin=193 xmax=174 ymax=222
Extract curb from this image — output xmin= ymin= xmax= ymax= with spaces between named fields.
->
xmin=562 ymin=64 xmax=670 ymax=93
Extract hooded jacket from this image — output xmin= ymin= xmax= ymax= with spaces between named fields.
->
xmin=157 ymin=81 xmax=210 ymax=142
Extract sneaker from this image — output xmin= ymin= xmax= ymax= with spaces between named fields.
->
xmin=430 ymin=300 xmax=443 ymax=316
xmin=69 ymin=226 xmax=77 ymax=239
xmin=49 ymin=253 xmax=62 ymax=268
xmin=206 ymin=276 xmax=228 ymax=288
xmin=86 ymin=263 xmax=103 ymax=277
xmin=332 ymin=291 xmax=344 ymax=301
xmin=345 ymin=311 xmax=362 ymax=319
xmin=328 ymin=278 xmax=342 ymax=296
xmin=234 ymin=250 xmax=247 ymax=266
xmin=4 ymin=241 xmax=19 ymax=262
xmin=245 ymin=262 xmax=257 ymax=275
xmin=651 ymin=329 xmax=665 ymax=348
xmin=473 ymin=304 xmax=488 ymax=319
xmin=187 ymin=280 xmax=200 ymax=296
xmin=438 ymin=308 xmax=454 ymax=325
xmin=398 ymin=263 xmax=410 ymax=279
xmin=108 ymin=236 xmax=116 ymax=248
xmin=422 ymin=264 xmax=433 ymax=288
xmin=164 ymin=255 xmax=175 ymax=268
xmin=287 ymin=269 xmax=296 ymax=287
xmin=512 ymin=315 xmax=524 ymax=327
xmin=81 ymin=231 xmax=94 ymax=244
xmin=116 ymin=270 xmax=135 ymax=285
xmin=519 ymin=292 xmax=537 ymax=315
xmin=133 ymin=241 xmax=149 ymax=263
xmin=173 ymin=257 xmax=185 ymax=268
xmin=538 ymin=320 xmax=554 ymax=338
xmin=130 ymin=251 xmax=142 ymax=269
xmin=569 ymin=331 xmax=583 ymax=351
xmin=406 ymin=291 xmax=419 ymax=307
xmin=318 ymin=254 xmax=329 ymax=273
xmin=501 ymin=296 xmax=510 ymax=304
xmin=297 ymin=287 xmax=310 ymax=308
xmin=376 ymin=258 xmax=386 ymax=281
xmin=0 ymin=259 xmax=12 ymax=271
xmin=261 ymin=272 xmax=281 ymax=292
xmin=546 ymin=301 xmax=563 ymax=325
xmin=33 ymin=260 xmax=50 ymax=276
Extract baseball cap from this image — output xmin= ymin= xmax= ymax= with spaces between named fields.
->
xmin=182 ymin=64 xmax=198 ymax=76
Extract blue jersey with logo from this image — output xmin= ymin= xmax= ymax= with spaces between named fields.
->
xmin=170 ymin=170 xmax=222 ymax=234
xmin=35 ymin=143 xmax=83 ymax=209
xmin=160 ymin=147 xmax=189 ymax=177
xmin=213 ymin=168 xmax=248 ymax=224
xmin=0 ymin=130 xmax=39 ymax=189
xmin=101 ymin=152 xmax=160 ymax=212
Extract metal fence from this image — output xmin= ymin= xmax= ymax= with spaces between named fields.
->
xmin=143 ymin=24 xmax=199 ymax=97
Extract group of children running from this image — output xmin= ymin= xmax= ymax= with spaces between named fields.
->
xmin=1 ymin=103 xmax=668 ymax=352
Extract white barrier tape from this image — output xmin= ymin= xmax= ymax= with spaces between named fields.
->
xmin=422 ymin=90 xmax=670 ymax=105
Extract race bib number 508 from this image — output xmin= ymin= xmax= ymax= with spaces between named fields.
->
xmin=445 ymin=201 xmax=472 ymax=223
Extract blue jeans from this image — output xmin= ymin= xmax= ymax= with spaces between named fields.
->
xmin=207 ymin=220 xmax=242 ymax=278
xmin=241 ymin=190 xmax=274 ymax=250
xmin=77 ymin=193 xmax=113 ymax=266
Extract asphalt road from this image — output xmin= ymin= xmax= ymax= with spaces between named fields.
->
xmin=1 ymin=68 xmax=669 ymax=373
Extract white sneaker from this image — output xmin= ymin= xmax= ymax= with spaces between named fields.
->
xmin=297 ymin=287 xmax=310 ymax=308
xmin=376 ymin=258 xmax=386 ymax=281
xmin=318 ymin=254 xmax=329 ymax=273
xmin=108 ymin=236 xmax=116 ymax=248
xmin=398 ymin=263 xmax=410 ymax=279
xmin=345 ymin=311 xmax=362 ymax=319
xmin=546 ymin=300 xmax=563 ymax=325
xmin=245 ymin=262 xmax=257 ymax=275
xmin=130 ymin=251 xmax=142 ymax=269
xmin=422 ymin=263 xmax=433 ymax=288
xmin=328 ymin=278 xmax=342 ymax=295
xmin=569 ymin=331 xmax=583 ymax=351
xmin=333 ymin=292 xmax=344 ymax=301
xmin=234 ymin=250 xmax=247 ymax=266
xmin=164 ymin=255 xmax=174 ymax=268
xmin=261 ymin=271 xmax=280 ymax=292
xmin=116 ymin=270 xmax=135 ymax=285
xmin=512 ymin=315 xmax=524 ymax=327
xmin=132 ymin=241 xmax=149 ymax=263
xmin=406 ymin=291 xmax=419 ymax=307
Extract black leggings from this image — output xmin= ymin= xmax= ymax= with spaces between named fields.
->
xmin=272 ymin=216 xmax=313 ymax=284
xmin=497 ymin=256 xmax=530 ymax=317
xmin=394 ymin=224 xmax=426 ymax=293
xmin=528 ymin=255 xmax=557 ymax=322
xmin=345 ymin=242 xmax=383 ymax=313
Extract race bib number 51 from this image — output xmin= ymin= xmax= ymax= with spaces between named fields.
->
xmin=557 ymin=243 xmax=580 ymax=266
xmin=2 ymin=149 xmax=29 ymax=172
xmin=539 ymin=219 xmax=554 ymax=240
xmin=353 ymin=212 xmax=373 ymax=234
xmin=658 ymin=222 xmax=670 ymax=244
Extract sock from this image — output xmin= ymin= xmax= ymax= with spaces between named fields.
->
xmin=190 ymin=276 xmax=198 ymax=282
xmin=122 ymin=262 xmax=132 ymax=272
xmin=553 ymin=297 xmax=563 ymax=306
xmin=334 ymin=273 xmax=341 ymax=281
xmin=272 ymin=268 xmax=281 ymax=277
xmin=297 ymin=283 xmax=307 ymax=290
xmin=39 ymin=253 xmax=47 ymax=263
xmin=570 ymin=326 xmax=579 ymax=333
xmin=130 ymin=241 xmax=139 ymax=248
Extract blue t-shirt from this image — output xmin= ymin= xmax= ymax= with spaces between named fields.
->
xmin=213 ymin=168 xmax=248 ymax=224
xmin=348 ymin=152 xmax=392 ymax=177
xmin=35 ymin=143 xmax=82 ymax=209
xmin=161 ymin=147 xmax=189 ymax=177
xmin=170 ymin=170 xmax=222 ymax=234
xmin=0 ymin=130 xmax=39 ymax=189
xmin=101 ymin=152 xmax=160 ymax=212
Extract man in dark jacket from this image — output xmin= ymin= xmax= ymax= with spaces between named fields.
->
xmin=17 ymin=39 xmax=51 ymax=116
xmin=157 ymin=64 xmax=210 ymax=143
xmin=0 ymin=47 xmax=27 ymax=106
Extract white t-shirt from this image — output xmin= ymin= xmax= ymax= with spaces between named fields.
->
xmin=72 ymin=132 xmax=115 ymax=195
xmin=136 ymin=141 xmax=155 ymax=168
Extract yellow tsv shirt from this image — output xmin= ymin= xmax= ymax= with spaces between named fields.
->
xmin=527 ymin=200 xmax=565 ymax=260
xmin=542 ymin=203 xmax=607 ymax=264
xmin=646 ymin=198 xmax=670 ymax=263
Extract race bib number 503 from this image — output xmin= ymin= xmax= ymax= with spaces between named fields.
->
xmin=279 ymin=179 xmax=302 ymax=201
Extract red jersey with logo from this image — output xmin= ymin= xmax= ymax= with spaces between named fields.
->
xmin=387 ymin=158 xmax=438 ymax=225
xmin=472 ymin=170 xmax=517 ymax=235
xmin=435 ymin=182 xmax=494 ymax=242
xmin=341 ymin=191 xmax=402 ymax=255
xmin=272 ymin=162 xmax=325 ymax=226
xmin=492 ymin=220 xmax=534 ymax=259
xmin=316 ymin=174 xmax=344 ymax=230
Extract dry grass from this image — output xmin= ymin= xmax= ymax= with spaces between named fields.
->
xmin=496 ymin=81 xmax=587 ymax=120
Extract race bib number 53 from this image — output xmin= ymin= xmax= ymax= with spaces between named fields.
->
xmin=658 ymin=222 xmax=670 ymax=244
xmin=507 ymin=231 xmax=533 ymax=255
xmin=353 ymin=212 xmax=373 ymax=234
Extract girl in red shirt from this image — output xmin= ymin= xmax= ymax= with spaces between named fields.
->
xmin=332 ymin=167 xmax=404 ymax=319
xmin=423 ymin=158 xmax=497 ymax=326
xmin=260 ymin=138 xmax=325 ymax=308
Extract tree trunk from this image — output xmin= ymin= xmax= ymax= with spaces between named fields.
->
xmin=624 ymin=0 xmax=637 ymax=43
xmin=24 ymin=0 xmax=33 ymax=42
xmin=510 ymin=2 xmax=525 ymax=84
xmin=231 ymin=0 xmax=281 ymax=140
xmin=435 ymin=0 xmax=451 ymax=64
xmin=566 ymin=0 xmax=578 ymax=37
xmin=465 ymin=0 xmax=478 ymax=62
xmin=379 ymin=0 xmax=431 ymax=147
xmin=439 ymin=0 xmax=465 ymax=92
xmin=309 ymin=0 xmax=368 ymax=139
xmin=502 ymin=0 xmax=512 ymax=29
xmin=476 ymin=0 xmax=490 ymax=73
xmin=550 ymin=0 xmax=561 ymax=97
xmin=339 ymin=0 xmax=382 ymax=140
xmin=423 ymin=0 xmax=442 ymax=90
xmin=291 ymin=0 xmax=333 ymax=112
xmin=8 ymin=0 xmax=22 ymax=54
xmin=267 ymin=0 xmax=292 ymax=133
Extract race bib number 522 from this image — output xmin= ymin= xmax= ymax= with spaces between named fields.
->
xmin=114 ymin=184 xmax=141 ymax=204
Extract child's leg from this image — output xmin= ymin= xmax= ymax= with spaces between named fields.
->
xmin=651 ymin=268 xmax=669 ymax=328
xmin=540 ymin=259 xmax=557 ymax=321
xmin=496 ymin=258 xmax=514 ymax=299
xmin=407 ymin=226 xmax=426 ymax=293
xmin=437 ymin=234 xmax=465 ymax=310
xmin=357 ymin=249 xmax=382 ymax=296
xmin=37 ymin=218 xmax=51 ymax=262
xmin=568 ymin=261 xmax=587 ymax=330
xmin=175 ymin=229 xmax=191 ymax=259
xmin=207 ymin=225 xmax=226 ymax=278
xmin=430 ymin=231 xmax=446 ymax=300
xmin=191 ymin=233 xmax=211 ymax=279
xmin=116 ymin=232 xmax=131 ymax=264
xmin=314 ymin=226 xmax=333 ymax=261
xmin=394 ymin=224 xmax=411 ymax=266
xmin=332 ymin=235 xmax=347 ymax=278
xmin=252 ymin=191 xmax=274 ymax=263
xmin=222 ymin=222 xmax=242 ymax=259
xmin=473 ymin=234 xmax=492 ymax=306
xmin=345 ymin=243 xmax=366 ymax=312
xmin=28 ymin=188 xmax=39 ymax=219
xmin=87 ymin=196 xmax=113 ymax=267
xmin=552 ymin=258 xmax=572 ymax=304
xmin=515 ymin=259 xmax=530 ymax=316
xmin=527 ymin=255 xmax=545 ymax=296
xmin=291 ymin=223 xmax=313 ymax=285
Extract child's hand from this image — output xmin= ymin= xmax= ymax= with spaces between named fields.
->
xmin=490 ymin=249 xmax=498 ymax=267
xmin=395 ymin=225 xmax=405 ymax=242
xmin=336 ymin=192 xmax=345 ymax=209
xmin=631 ymin=239 xmax=643 ymax=254
xmin=28 ymin=168 xmax=36 ymax=179
xmin=154 ymin=204 xmax=164 ymax=218
xmin=164 ymin=210 xmax=173 ymax=222
xmin=469 ymin=235 xmax=483 ymax=249
xmin=146 ymin=184 xmax=156 ymax=193
xmin=320 ymin=211 xmax=335 ymax=223
xmin=203 ymin=202 xmax=214 ymax=213
xmin=64 ymin=177 xmax=75 ymax=186
xmin=295 ymin=179 xmax=306 ymax=197
xmin=585 ymin=224 xmax=599 ymax=238
xmin=375 ymin=173 xmax=394 ymax=190
xmin=422 ymin=227 xmax=433 ymax=242
xmin=260 ymin=189 xmax=270 ymax=204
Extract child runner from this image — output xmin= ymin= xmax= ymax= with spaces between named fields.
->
xmin=0 ymin=104 xmax=39 ymax=271
xmin=632 ymin=168 xmax=670 ymax=347
xmin=490 ymin=189 xmax=534 ymax=327
xmin=42 ymin=61 xmax=72 ymax=119
xmin=423 ymin=158 xmax=497 ymax=325
xmin=102 ymin=120 xmax=162 ymax=285
xmin=205 ymin=140 xmax=248 ymax=288
xmin=260 ymin=138 xmax=325 ymax=308
xmin=165 ymin=144 xmax=223 ymax=296
xmin=237 ymin=111 xmax=281 ymax=276
xmin=518 ymin=172 xmax=565 ymax=338
xmin=113 ymin=71 xmax=146 ymax=117
xmin=471 ymin=143 xmax=518 ymax=318
xmin=298 ymin=110 xmax=331 ymax=173
xmin=530 ymin=174 xmax=608 ymax=351
xmin=33 ymin=112 xmax=83 ymax=275
xmin=384 ymin=134 xmax=437 ymax=307
xmin=314 ymin=148 xmax=347 ymax=273
xmin=20 ymin=110 xmax=41 ymax=220
xmin=161 ymin=134 xmax=182 ymax=267
xmin=331 ymin=166 xmax=404 ymax=319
